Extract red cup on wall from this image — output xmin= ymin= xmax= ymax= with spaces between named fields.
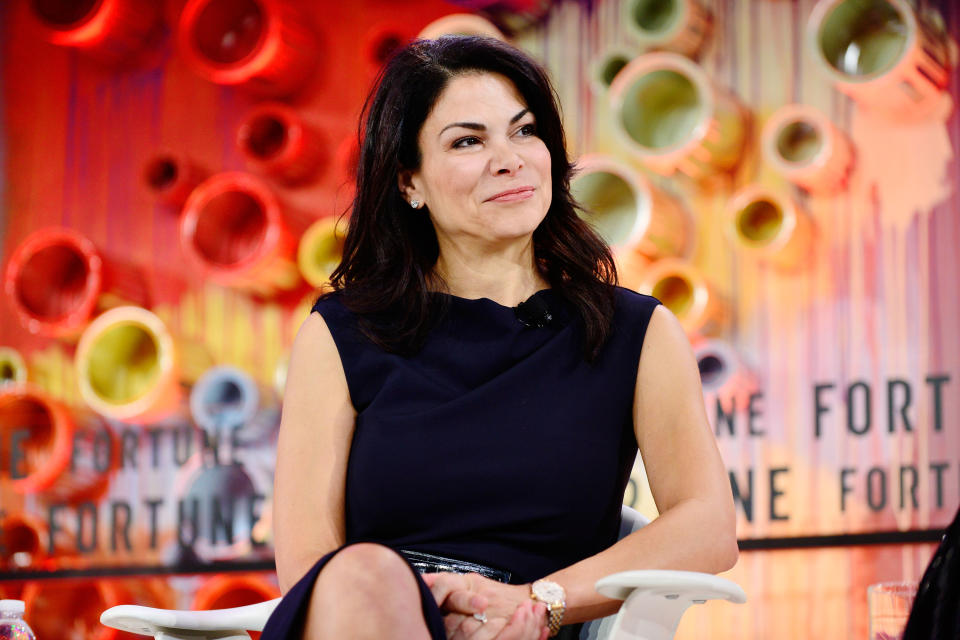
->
xmin=193 ymin=574 xmax=280 ymax=640
xmin=24 ymin=579 xmax=126 ymax=640
xmin=0 ymin=385 xmax=114 ymax=503
xmin=3 ymin=227 xmax=151 ymax=338
xmin=180 ymin=172 xmax=301 ymax=296
xmin=334 ymin=135 xmax=360 ymax=187
xmin=143 ymin=152 xmax=206 ymax=208
xmin=361 ymin=23 xmax=415 ymax=73
xmin=28 ymin=0 xmax=161 ymax=64
xmin=177 ymin=0 xmax=320 ymax=96
xmin=0 ymin=386 xmax=75 ymax=496
xmin=0 ymin=512 xmax=49 ymax=570
xmin=237 ymin=103 xmax=325 ymax=185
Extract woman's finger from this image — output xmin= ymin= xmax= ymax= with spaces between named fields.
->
xmin=423 ymin=572 xmax=468 ymax=608
xmin=445 ymin=613 xmax=467 ymax=637
xmin=533 ymin=604 xmax=549 ymax=640
xmin=449 ymin=613 xmax=495 ymax=640
xmin=452 ymin=613 xmax=508 ymax=640
xmin=444 ymin=589 xmax=488 ymax=615
xmin=493 ymin=601 xmax=532 ymax=640
xmin=493 ymin=601 xmax=545 ymax=640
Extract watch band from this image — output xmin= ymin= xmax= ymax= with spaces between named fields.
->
xmin=544 ymin=602 xmax=564 ymax=637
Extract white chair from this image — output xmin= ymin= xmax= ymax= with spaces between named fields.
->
xmin=100 ymin=506 xmax=745 ymax=640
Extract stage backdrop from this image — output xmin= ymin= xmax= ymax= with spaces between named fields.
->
xmin=1 ymin=0 xmax=958 ymax=638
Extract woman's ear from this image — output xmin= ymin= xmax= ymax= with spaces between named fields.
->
xmin=397 ymin=169 xmax=422 ymax=206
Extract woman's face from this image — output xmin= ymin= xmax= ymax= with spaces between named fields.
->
xmin=401 ymin=72 xmax=553 ymax=249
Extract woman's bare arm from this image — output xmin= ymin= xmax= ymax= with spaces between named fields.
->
xmin=273 ymin=311 xmax=357 ymax=593
xmin=544 ymin=303 xmax=739 ymax=623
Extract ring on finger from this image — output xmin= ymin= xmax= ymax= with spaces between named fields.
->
xmin=473 ymin=612 xmax=488 ymax=624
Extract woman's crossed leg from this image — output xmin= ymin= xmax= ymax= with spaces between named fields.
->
xmin=303 ymin=543 xmax=433 ymax=640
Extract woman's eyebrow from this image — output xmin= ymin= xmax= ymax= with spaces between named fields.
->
xmin=437 ymin=108 xmax=531 ymax=137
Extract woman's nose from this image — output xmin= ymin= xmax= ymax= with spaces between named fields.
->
xmin=489 ymin=141 xmax=523 ymax=175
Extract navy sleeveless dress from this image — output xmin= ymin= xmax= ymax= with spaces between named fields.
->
xmin=262 ymin=286 xmax=661 ymax=639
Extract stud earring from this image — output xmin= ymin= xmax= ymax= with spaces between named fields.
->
xmin=410 ymin=200 xmax=421 ymax=209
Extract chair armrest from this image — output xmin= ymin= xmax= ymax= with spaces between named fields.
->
xmin=100 ymin=598 xmax=281 ymax=639
xmin=595 ymin=571 xmax=745 ymax=640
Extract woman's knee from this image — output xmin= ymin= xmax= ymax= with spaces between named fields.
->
xmin=313 ymin=543 xmax=415 ymax=598
xmin=304 ymin=544 xmax=429 ymax=639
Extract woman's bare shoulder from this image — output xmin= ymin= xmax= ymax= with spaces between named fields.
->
xmin=286 ymin=309 xmax=350 ymax=398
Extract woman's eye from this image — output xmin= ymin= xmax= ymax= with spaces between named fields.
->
xmin=518 ymin=123 xmax=537 ymax=136
xmin=453 ymin=136 xmax=481 ymax=148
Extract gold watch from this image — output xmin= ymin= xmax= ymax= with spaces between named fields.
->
xmin=530 ymin=579 xmax=566 ymax=637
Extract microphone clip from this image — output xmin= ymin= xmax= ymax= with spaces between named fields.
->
xmin=514 ymin=294 xmax=554 ymax=328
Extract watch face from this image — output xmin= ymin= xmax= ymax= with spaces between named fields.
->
xmin=533 ymin=580 xmax=565 ymax=603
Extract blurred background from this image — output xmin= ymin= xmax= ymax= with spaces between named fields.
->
xmin=1 ymin=0 xmax=958 ymax=638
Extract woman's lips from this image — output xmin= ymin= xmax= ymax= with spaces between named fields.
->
xmin=486 ymin=186 xmax=535 ymax=202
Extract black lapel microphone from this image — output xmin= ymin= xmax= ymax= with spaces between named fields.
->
xmin=514 ymin=292 xmax=553 ymax=328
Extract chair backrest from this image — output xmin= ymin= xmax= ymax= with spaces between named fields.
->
xmin=619 ymin=504 xmax=651 ymax=538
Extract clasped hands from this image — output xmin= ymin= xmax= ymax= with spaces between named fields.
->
xmin=423 ymin=572 xmax=550 ymax=640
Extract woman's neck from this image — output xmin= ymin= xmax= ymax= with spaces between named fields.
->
xmin=431 ymin=241 xmax=549 ymax=307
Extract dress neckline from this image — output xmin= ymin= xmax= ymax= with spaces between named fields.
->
xmin=431 ymin=288 xmax=554 ymax=310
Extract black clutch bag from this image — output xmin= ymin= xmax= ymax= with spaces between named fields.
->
xmin=400 ymin=549 xmax=511 ymax=584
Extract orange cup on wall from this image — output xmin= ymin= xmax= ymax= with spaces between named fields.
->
xmin=608 ymin=53 xmax=748 ymax=180
xmin=417 ymin=13 xmax=506 ymax=41
xmin=623 ymin=0 xmax=712 ymax=59
xmin=636 ymin=258 xmax=728 ymax=336
xmin=762 ymin=104 xmax=854 ymax=194
xmin=725 ymin=184 xmax=816 ymax=271
xmin=571 ymin=154 xmax=690 ymax=259
xmin=807 ymin=0 xmax=955 ymax=118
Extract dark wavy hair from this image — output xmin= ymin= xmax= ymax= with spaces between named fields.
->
xmin=324 ymin=35 xmax=618 ymax=361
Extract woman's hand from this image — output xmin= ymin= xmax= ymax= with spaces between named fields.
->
xmin=445 ymin=600 xmax=548 ymax=640
xmin=422 ymin=572 xmax=548 ymax=640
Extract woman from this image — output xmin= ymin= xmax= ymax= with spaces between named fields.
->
xmin=265 ymin=35 xmax=737 ymax=640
